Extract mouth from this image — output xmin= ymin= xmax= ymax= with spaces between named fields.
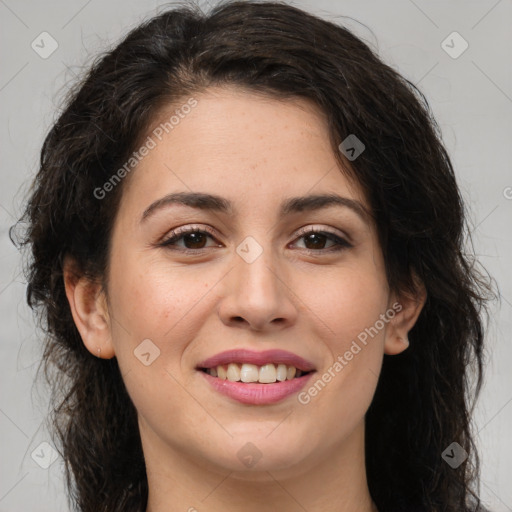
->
xmin=196 ymin=348 xmax=316 ymax=382
xmin=196 ymin=349 xmax=316 ymax=405
xmin=198 ymin=363 xmax=313 ymax=383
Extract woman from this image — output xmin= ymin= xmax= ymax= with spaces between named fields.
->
xmin=18 ymin=1 xmax=494 ymax=511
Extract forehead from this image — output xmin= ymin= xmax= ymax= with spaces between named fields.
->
xmin=118 ymin=86 xmax=368 ymax=219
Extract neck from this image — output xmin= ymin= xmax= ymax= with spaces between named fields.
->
xmin=143 ymin=420 xmax=377 ymax=512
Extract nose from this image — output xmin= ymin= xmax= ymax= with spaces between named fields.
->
xmin=217 ymin=247 xmax=299 ymax=332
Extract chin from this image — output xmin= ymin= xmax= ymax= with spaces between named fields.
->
xmin=205 ymin=434 xmax=317 ymax=477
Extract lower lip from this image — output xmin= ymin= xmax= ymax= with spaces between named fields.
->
xmin=198 ymin=370 xmax=315 ymax=405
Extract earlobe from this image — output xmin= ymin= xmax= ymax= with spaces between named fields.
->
xmin=385 ymin=335 xmax=410 ymax=356
xmin=384 ymin=276 xmax=426 ymax=356
xmin=63 ymin=258 xmax=115 ymax=359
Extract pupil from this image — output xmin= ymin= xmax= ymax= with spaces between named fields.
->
xmin=305 ymin=233 xmax=325 ymax=249
xmin=184 ymin=233 xmax=206 ymax=249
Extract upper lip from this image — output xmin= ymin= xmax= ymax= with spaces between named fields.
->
xmin=196 ymin=349 xmax=316 ymax=372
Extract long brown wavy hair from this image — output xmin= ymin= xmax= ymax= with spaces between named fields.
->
xmin=17 ymin=1 xmax=495 ymax=510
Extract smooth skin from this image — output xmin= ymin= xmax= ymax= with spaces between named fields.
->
xmin=64 ymin=86 xmax=425 ymax=512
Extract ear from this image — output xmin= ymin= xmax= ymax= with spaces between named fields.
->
xmin=63 ymin=257 xmax=115 ymax=359
xmin=384 ymin=274 xmax=426 ymax=356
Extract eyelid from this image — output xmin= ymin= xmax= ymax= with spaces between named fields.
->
xmin=293 ymin=224 xmax=349 ymax=241
xmin=159 ymin=224 xmax=218 ymax=243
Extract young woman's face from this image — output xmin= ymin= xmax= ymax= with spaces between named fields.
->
xmin=97 ymin=86 xmax=413 ymax=477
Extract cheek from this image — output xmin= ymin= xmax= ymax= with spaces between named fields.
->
xmin=105 ymin=258 xmax=198 ymax=434
xmin=108 ymin=252 xmax=199 ymax=337
xmin=294 ymin=258 xmax=388 ymax=417
xmin=301 ymin=257 xmax=389 ymax=344
xmin=106 ymin=251 xmax=225 ymax=381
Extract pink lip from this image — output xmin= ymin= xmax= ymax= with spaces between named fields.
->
xmin=196 ymin=349 xmax=316 ymax=372
xmin=199 ymin=370 xmax=315 ymax=405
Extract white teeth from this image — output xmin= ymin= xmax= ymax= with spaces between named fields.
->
xmin=206 ymin=363 xmax=305 ymax=383
xmin=276 ymin=364 xmax=287 ymax=382
xmin=217 ymin=365 xmax=227 ymax=380
xmin=226 ymin=363 xmax=240 ymax=381
xmin=240 ymin=364 xmax=259 ymax=383
xmin=259 ymin=363 xmax=277 ymax=383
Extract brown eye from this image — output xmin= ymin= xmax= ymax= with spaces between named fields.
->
xmin=293 ymin=229 xmax=351 ymax=252
xmin=303 ymin=232 xmax=329 ymax=250
xmin=159 ymin=227 xmax=351 ymax=254
xmin=159 ymin=228 xmax=220 ymax=251
xmin=181 ymin=232 xmax=208 ymax=249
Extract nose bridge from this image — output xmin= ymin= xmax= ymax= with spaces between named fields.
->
xmin=234 ymin=235 xmax=283 ymax=302
xmin=218 ymin=234 xmax=298 ymax=330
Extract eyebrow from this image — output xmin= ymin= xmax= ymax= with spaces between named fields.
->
xmin=141 ymin=191 xmax=370 ymax=223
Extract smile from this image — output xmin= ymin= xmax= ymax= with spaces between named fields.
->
xmin=196 ymin=349 xmax=317 ymax=405
xmin=199 ymin=362 xmax=309 ymax=383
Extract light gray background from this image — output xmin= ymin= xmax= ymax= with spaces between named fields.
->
xmin=0 ymin=0 xmax=511 ymax=510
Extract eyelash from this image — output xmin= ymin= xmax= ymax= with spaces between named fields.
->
xmin=158 ymin=225 xmax=352 ymax=255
